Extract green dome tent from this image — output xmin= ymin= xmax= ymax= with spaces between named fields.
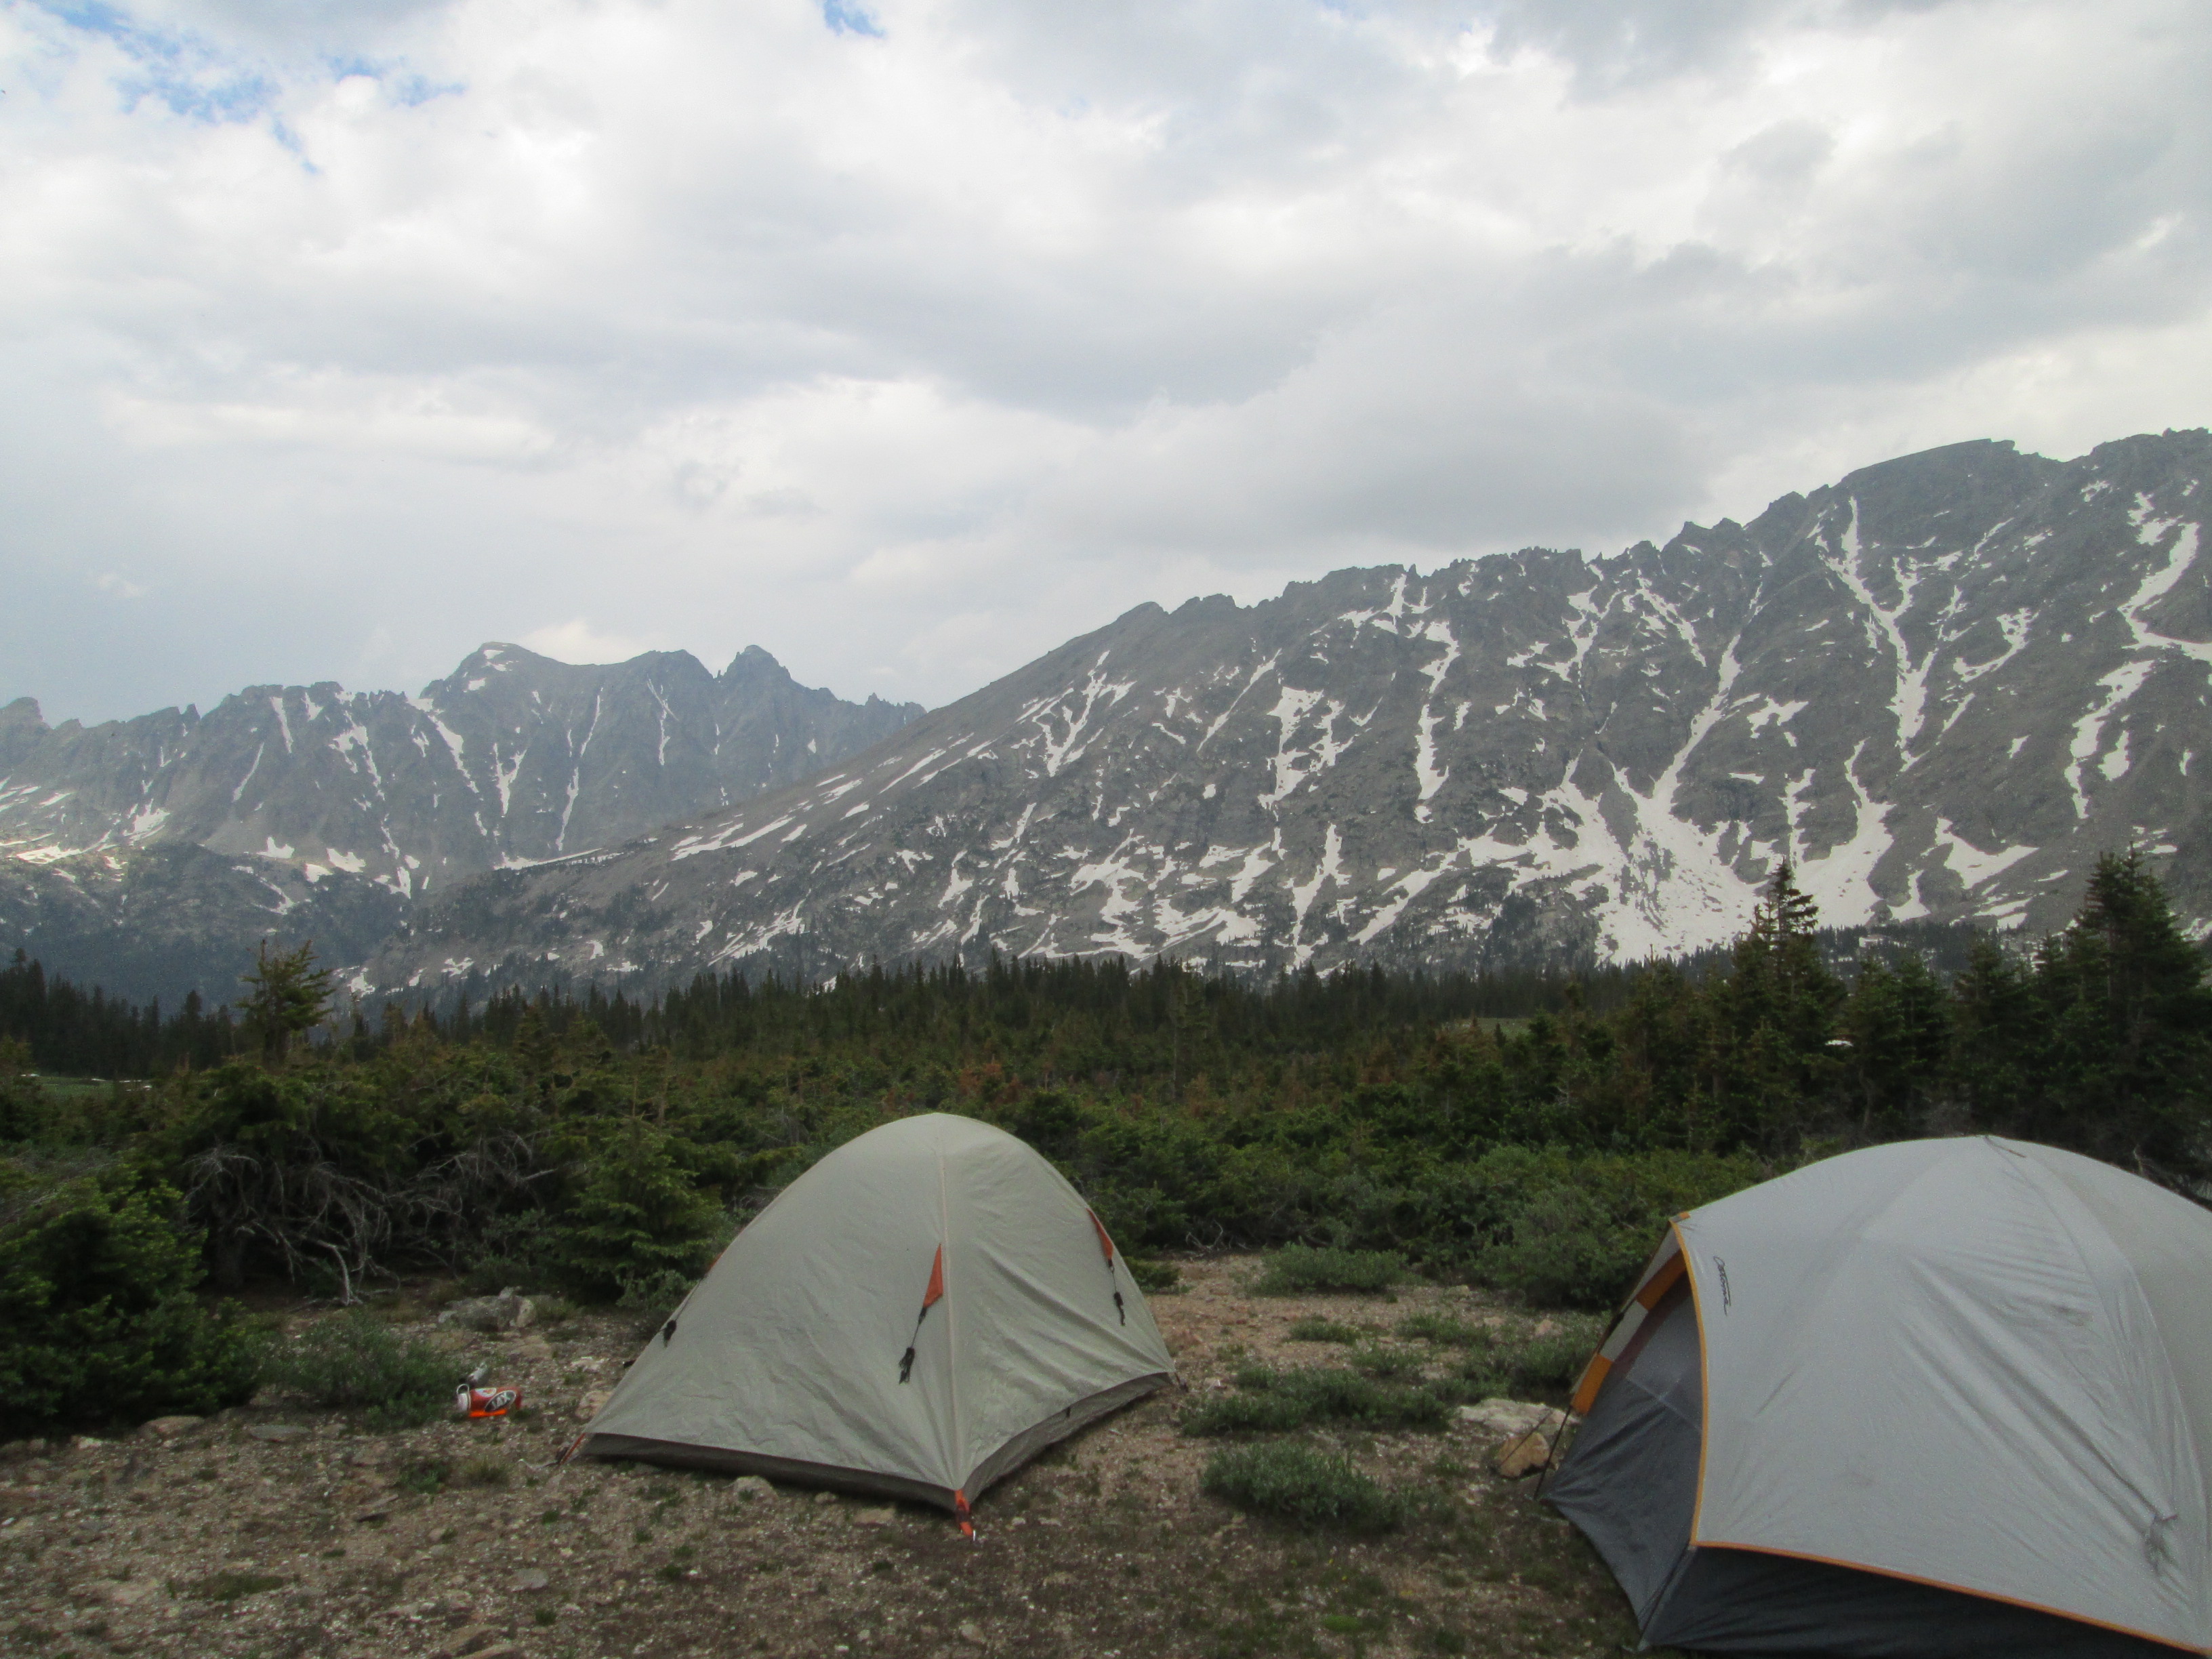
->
xmin=571 ymin=1113 xmax=1176 ymax=1522
xmin=1550 ymin=1137 xmax=2212 ymax=1656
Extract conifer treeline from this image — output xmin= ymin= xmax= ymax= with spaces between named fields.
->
xmin=0 ymin=951 xmax=243 ymax=1078
xmin=2 ymin=943 xmax=1643 ymax=1080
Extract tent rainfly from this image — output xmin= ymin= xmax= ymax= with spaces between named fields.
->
xmin=571 ymin=1113 xmax=1176 ymax=1523
xmin=1549 ymin=1136 xmax=2212 ymax=1657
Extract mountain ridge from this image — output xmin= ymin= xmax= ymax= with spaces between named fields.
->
xmin=0 ymin=642 xmax=921 ymax=1003
xmin=359 ymin=429 xmax=2212 ymax=1000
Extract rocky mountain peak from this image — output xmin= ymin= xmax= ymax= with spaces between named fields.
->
xmin=0 ymin=643 xmax=922 ymax=1003
xmin=363 ymin=428 xmax=2212 ymax=1000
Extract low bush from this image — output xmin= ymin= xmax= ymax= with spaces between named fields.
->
xmin=1183 ymin=1366 xmax=1450 ymax=1435
xmin=1201 ymin=1442 xmax=1407 ymax=1532
xmin=615 ymin=1265 xmax=699 ymax=1338
xmin=1470 ymin=1149 xmax=1763 ymax=1311
xmin=1252 ymin=1245 xmax=1410 ymax=1296
xmin=532 ymin=1296 xmax=582 ymax=1327
xmin=1347 ymin=1345 xmax=1426 ymax=1380
xmin=0 ymin=1174 xmax=261 ymax=1438
xmin=266 ymin=1309 xmax=455 ymax=1429
xmin=1286 ymin=1315 xmax=1365 ymax=1344
xmin=1126 ymin=1257 xmax=1181 ymax=1294
xmin=1505 ymin=1317 xmax=1607 ymax=1395
xmin=1394 ymin=1311 xmax=1496 ymax=1350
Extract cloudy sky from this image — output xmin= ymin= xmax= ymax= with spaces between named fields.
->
xmin=5 ymin=0 xmax=2209 ymax=725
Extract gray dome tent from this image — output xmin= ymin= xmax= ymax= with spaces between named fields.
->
xmin=1550 ymin=1137 xmax=2212 ymax=1657
xmin=572 ymin=1113 xmax=1176 ymax=1522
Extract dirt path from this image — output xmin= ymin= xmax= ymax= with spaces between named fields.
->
xmin=1 ymin=1259 xmax=1637 ymax=1659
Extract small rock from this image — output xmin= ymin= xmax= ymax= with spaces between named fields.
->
xmin=138 ymin=1416 xmax=203 ymax=1439
xmin=1455 ymin=1398 xmax=1566 ymax=1439
xmin=439 ymin=1288 xmax=536 ymax=1333
xmin=1492 ymin=1427 xmax=1556 ymax=1480
xmin=573 ymin=1390 xmax=612 ymax=1424
xmin=512 ymin=1568 xmax=550 ymax=1592
xmin=73 ymin=1435 xmax=106 ymax=1450
xmin=852 ymin=1506 xmax=895 ymax=1528
xmin=813 ymin=1489 xmax=838 ymax=1506
xmin=728 ymin=1476 xmax=775 ymax=1502
xmin=1531 ymin=1317 xmax=1562 ymax=1338
xmin=247 ymin=1425 xmax=310 ymax=1443
xmin=957 ymin=1620 xmax=987 ymax=1647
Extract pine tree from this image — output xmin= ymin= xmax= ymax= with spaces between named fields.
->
xmin=1947 ymin=935 xmax=2036 ymax=1129
xmin=2025 ymin=851 xmax=2212 ymax=1176
xmin=1709 ymin=859 xmax=1845 ymax=1148
xmin=239 ymin=939 xmax=334 ymax=1065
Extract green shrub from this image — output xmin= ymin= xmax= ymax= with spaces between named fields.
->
xmin=1202 ymin=1442 xmax=1406 ymax=1532
xmin=459 ymin=1211 xmax=563 ymax=1297
xmin=1395 ymin=1311 xmax=1496 ymax=1351
xmin=615 ymin=1265 xmax=698 ymax=1338
xmin=1252 ymin=1245 xmax=1410 ymax=1295
xmin=0 ymin=1174 xmax=261 ymax=1438
xmin=1469 ymin=1148 xmax=1762 ymax=1311
xmin=267 ymin=1309 xmax=454 ymax=1429
xmin=1126 ymin=1257 xmax=1181 ymax=1294
xmin=1182 ymin=1366 xmax=1450 ymax=1435
xmin=1504 ymin=1317 xmax=1607 ymax=1395
xmin=1286 ymin=1315 xmax=1364 ymax=1344
xmin=1475 ymin=1187 xmax=1641 ymax=1310
xmin=555 ymin=1118 xmax=722 ymax=1302
xmin=533 ymin=1296 xmax=582 ymax=1327
xmin=1348 ymin=1345 xmax=1425 ymax=1380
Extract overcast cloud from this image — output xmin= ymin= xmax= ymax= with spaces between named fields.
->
xmin=3 ymin=0 xmax=2208 ymax=723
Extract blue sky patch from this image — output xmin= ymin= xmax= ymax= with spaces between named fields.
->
xmin=821 ymin=0 xmax=884 ymax=38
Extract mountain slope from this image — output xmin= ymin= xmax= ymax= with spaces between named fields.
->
xmin=364 ymin=430 xmax=2212 ymax=997
xmin=0 ymin=645 xmax=920 ymax=1002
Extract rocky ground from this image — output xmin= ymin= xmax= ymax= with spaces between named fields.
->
xmin=0 ymin=1258 xmax=1639 ymax=1659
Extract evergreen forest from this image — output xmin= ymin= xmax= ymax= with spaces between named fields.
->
xmin=1 ymin=850 xmax=2207 ymax=1439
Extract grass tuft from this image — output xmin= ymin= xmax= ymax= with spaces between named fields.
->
xmin=1286 ymin=1315 xmax=1365 ymax=1344
xmin=1252 ymin=1245 xmax=1410 ymax=1296
xmin=455 ymin=1454 xmax=510 ymax=1488
xmin=1182 ymin=1366 xmax=1449 ymax=1435
xmin=1201 ymin=1442 xmax=1406 ymax=1533
xmin=1347 ymin=1345 xmax=1426 ymax=1380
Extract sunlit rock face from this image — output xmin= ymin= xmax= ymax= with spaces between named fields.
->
xmin=0 ymin=644 xmax=920 ymax=1002
xmin=364 ymin=430 xmax=2212 ymax=999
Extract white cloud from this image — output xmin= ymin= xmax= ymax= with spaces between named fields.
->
xmin=519 ymin=619 xmax=668 ymax=665
xmin=1 ymin=0 xmax=2207 ymax=724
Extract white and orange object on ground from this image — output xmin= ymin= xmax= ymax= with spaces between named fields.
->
xmin=455 ymin=1383 xmax=522 ymax=1419
xmin=566 ymin=1113 xmax=1176 ymax=1528
xmin=1551 ymin=1136 xmax=2212 ymax=1657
